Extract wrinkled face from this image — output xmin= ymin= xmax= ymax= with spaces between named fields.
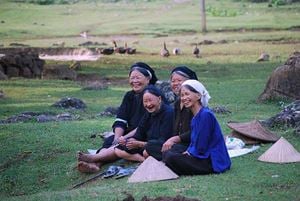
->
xmin=171 ymin=73 xmax=188 ymax=96
xmin=180 ymin=86 xmax=201 ymax=108
xmin=143 ymin=92 xmax=161 ymax=113
xmin=129 ymin=70 xmax=150 ymax=93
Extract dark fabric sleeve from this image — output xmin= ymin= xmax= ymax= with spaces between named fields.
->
xmin=158 ymin=106 xmax=175 ymax=142
xmin=132 ymin=113 xmax=149 ymax=141
xmin=112 ymin=91 xmax=132 ymax=131
xmin=179 ymin=131 xmax=191 ymax=143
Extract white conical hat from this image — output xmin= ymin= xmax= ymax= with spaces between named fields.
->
xmin=128 ymin=156 xmax=178 ymax=183
xmin=258 ymin=137 xmax=300 ymax=163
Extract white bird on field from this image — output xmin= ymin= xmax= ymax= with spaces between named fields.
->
xmin=257 ymin=52 xmax=270 ymax=62
xmin=79 ymin=31 xmax=88 ymax=39
xmin=172 ymin=47 xmax=181 ymax=55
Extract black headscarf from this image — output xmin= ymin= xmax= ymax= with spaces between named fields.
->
xmin=130 ymin=62 xmax=158 ymax=85
xmin=171 ymin=66 xmax=198 ymax=80
xmin=142 ymin=85 xmax=168 ymax=104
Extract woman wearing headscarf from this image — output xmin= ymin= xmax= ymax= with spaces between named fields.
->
xmin=77 ymin=62 xmax=158 ymax=173
xmin=114 ymin=85 xmax=174 ymax=162
xmin=161 ymin=66 xmax=198 ymax=154
xmin=163 ymin=80 xmax=231 ymax=175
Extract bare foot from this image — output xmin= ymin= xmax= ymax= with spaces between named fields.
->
xmin=77 ymin=161 xmax=100 ymax=173
xmin=77 ymin=151 xmax=96 ymax=163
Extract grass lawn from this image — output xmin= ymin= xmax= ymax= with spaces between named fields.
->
xmin=0 ymin=0 xmax=300 ymax=200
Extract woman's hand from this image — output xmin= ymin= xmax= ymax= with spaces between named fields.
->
xmin=126 ymin=138 xmax=144 ymax=150
xmin=161 ymin=138 xmax=176 ymax=152
xmin=118 ymin=136 xmax=126 ymax=145
xmin=112 ymin=136 xmax=119 ymax=145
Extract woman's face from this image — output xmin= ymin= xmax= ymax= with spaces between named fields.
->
xmin=180 ymin=86 xmax=201 ymax=108
xmin=171 ymin=73 xmax=188 ymax=96
xmin=129 ymin=70 xmax=150 ymax=93
xmin=143 ymin=92 xmax=161 ymax=113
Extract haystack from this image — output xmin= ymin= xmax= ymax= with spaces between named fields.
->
xmin=258 ymin=51 xmax=300 ymax=101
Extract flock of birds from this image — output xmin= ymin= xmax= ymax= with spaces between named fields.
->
xmin=98 ymin=40 xmax=200 ymax=57
xmin=98 ymin=40 xmax=136 ymax=55
xmin=79 ymin=31 xmax=200 ymax=57
xmin=79 ymin=31 xmax=269 ymax=61
xmin=160 ymin=42 xmax=200 ymax=58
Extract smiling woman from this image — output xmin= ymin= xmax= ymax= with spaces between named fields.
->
xmin=163 ymin=80 xmax=231 ymax=175
xmin=114 ymin=85 xmax=174 ymax=162
xmin=77 ymin=62 xmax=158 ymax=173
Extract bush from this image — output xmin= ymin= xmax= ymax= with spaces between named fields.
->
xmin=206 ymin=5 xmax=240 ymax=17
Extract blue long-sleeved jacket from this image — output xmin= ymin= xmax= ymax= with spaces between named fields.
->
xmin=187 ymin=107 xmax=231 ymax=173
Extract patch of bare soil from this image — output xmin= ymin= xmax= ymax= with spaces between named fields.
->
xmin=0 ymin=47 xmax=101 ymax=61
xmin=121 ymin=194 xmax=201 ymax=201
xmin=76 ymin=73 xmax=128 ymax=86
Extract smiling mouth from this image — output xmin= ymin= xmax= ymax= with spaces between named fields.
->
xmin=182 ymin=101 xmax=190 ymax=106
xmin=146 ymin=106 xmax=155 ymax=111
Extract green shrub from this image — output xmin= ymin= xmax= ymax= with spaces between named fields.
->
xmin=206 ymin=5 xmax=240 ymax=17
xmin=232 ymin=0 xmax=268 ymax=2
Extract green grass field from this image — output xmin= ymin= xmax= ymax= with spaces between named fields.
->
xmin=0 ymin=0 xmax=300 ymax=200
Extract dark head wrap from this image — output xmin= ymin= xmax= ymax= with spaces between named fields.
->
xmin=130 ymin=62 xmax=158 ymax=85
xmin=171 ymin=66 xmax=198 ymax=80
xmin=142 ymin=85 xmax=168 ymax=104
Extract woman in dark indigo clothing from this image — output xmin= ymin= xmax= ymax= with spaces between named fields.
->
xmin=164 ymin=80 xmax=231 ymax=175
xmin=115 ymin=85 xmax=174 ymax=162
xmin=77 ymin=62 xmax=158 ymax=173
xmin=162 ymin=66 xmax=198 ymax=153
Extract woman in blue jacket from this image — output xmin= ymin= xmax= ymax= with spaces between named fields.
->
xmin=163 ymin=80 xmax=231 ymax=175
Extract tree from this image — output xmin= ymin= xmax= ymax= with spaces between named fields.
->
xmin=200 ymin=0 xmax=207 ymax=32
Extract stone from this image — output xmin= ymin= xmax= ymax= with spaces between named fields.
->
xmin=21 ymin=67 xmax=33 ymax=78
xmin=262 ymin=100 xmax=300 ymax=135
xmin=6 ymin=66 xmax=19 ymax=77
xmin=0 ymin=51 xmax=45 ymax=78
xmin=0 ymin=90 xmax=4 ymax=98
xmin=0 ymin=70 xmax=7 ymax=80
xmin=98 ymin=106 xmax=119 ymax=117
xmin=52 ymin=97 xmax=86 ymax=109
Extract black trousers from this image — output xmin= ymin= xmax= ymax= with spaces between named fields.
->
xmin=163 ymin=150 xmax=213 ymax=175
xmin=145 ymin=140 xmax=164 ymax=161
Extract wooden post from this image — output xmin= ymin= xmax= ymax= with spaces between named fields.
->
xmin=200 ymin=0 xmax=207 ymax=33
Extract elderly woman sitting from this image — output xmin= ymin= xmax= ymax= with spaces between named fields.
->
xmin=115 ymin=85 xmax=174 ymax=162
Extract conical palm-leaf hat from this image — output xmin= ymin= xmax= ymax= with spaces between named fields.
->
xmin=230 ymin=130 xmax=260 ymax=145
xmin=258 ymin=137 xmax=300 ymax=163
xmin=227 ymin=120 xmax=279 ymax=142
xmin=128 ymin=156 xmax=178 ymax=183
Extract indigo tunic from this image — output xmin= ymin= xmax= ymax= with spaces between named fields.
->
xmin=112 ymin=90 xmax=146 ymax=133
xmin=134 ymin=103 xmax=174 ymax=143
xmin=173 ymin=98 xmax=193 ymax=144
xmin=187 ymin=107 xmax=231 ymax=173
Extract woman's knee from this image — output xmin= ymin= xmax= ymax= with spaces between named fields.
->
xmin=162 ymin=150 xmax=175 ymax=163
xmin=114 ymin=148 xmax=126 ymax=158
